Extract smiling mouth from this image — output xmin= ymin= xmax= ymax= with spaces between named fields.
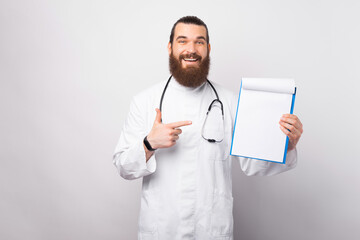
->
xmin=183 ymin=58 xmax=199 ymax=62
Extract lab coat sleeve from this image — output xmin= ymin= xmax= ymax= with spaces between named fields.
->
xmin=237 ymin=148 xmax=297 ymax=176
xmin=113 ymin=96 xmax=156 ymax=180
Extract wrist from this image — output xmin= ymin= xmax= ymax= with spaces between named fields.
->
xmin=143 ymin=136 xmax=157 ymax=151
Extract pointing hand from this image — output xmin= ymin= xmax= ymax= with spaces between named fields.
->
xmin=147 ymin=108 xmax=192 ymax=149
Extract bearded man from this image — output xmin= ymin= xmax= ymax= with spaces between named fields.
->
xmin=113 ymin=16 xmax=303 ymax=240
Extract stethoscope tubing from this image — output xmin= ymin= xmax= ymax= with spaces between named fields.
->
xmin=159 ymin=75 xmax=224 ymax=143
xmin=159 ymin=75 xmax=223 ymax=116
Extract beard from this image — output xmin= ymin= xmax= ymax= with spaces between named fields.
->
xmin=169 ymin=51 xmax=210 ymax=88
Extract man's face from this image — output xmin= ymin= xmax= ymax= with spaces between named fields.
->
xmin=168 ymin=23 xmax=210 ymax=69
xmin=168 ymin=23 xmax=211 ymax=87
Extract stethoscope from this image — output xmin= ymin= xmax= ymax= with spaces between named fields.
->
xmin=159 ymin=75 xmax=224 ymax=143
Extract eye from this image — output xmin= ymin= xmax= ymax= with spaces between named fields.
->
xmin=196 ymin=41 xmax=205 ymax=45
xmin=178 ymin=40 xmax=186 ymax=44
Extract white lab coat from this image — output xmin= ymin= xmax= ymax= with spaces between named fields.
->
xmin=113 ymin=78 xmax=297 ymax=240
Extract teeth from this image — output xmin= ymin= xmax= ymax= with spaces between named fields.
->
xmin=184 ymin=58 xmax=197 ymax=62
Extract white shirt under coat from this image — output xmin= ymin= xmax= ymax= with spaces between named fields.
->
xmin=113 ymin=78 xmax=297 ymax=240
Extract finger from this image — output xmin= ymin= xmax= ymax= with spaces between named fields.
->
xmin=172 ymin=129 xmax=182 ymax=135
xmin=279 ymin=118 xmax=298 ymax=128
xmin=279 ymin=121 xmax=298 ymax=134
xmin=281 ymin=114 xmax=302 ymax=124
xmin=289 ymin=120 xmax=302 ymax=131
xmin=280 ymin=116 xmax=302 ymax=129
xmin=279 ymin=124 xmax=300 ymax=140
xmin=166 ymin=120 xmax=192 ymax=129
xmin=154 ymin=108 xmax=162 ymax=124
xmin=171 ymin=135 xmax=179 ymax=141
xmin=282 ymin=113 xmax=297 ymax=118
xmin=279 ymin=125 xmax=295 ymax=137
xmin=281 ymin=114 xmax=300 ymax=125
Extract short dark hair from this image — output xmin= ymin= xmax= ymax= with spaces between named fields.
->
xmin=169 ymin=16 xmax=210 ymax=45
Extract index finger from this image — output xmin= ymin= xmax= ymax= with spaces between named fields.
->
xmin=281 ymin=113 xmax=298 ymax=119
xmin=166 ymin=120 xmax=192 ymax=128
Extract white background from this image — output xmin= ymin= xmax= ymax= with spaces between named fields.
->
xmin=1 ymin=0 xmax=359 ymax=239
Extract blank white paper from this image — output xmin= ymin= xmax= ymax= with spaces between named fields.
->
xmin=230 ymin=78 xmax=296 ymax=163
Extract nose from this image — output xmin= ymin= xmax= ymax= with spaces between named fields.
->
xmin=185 ymin=42 xmax=196 ymax=53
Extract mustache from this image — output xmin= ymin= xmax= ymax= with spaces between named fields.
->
xmin=179 ymin=53 xmax=202 ymax=61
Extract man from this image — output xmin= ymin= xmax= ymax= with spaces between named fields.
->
xmin=113 ymin=16 xmax=303 ymax=240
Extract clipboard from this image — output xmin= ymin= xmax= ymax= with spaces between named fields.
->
xmin=230 ymin=78 xmax=296 ymax=164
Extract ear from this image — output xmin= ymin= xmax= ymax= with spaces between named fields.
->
xmin=167 ymin=42 xmax=172 ymax=56
xmin=208 ymin=43 xmax=211 ymax=54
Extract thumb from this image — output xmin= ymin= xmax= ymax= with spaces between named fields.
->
xmin=154 ymin=108 xmax=162 ymax=124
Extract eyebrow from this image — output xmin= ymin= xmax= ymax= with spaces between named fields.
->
xmin=176 ymin=36 xmax=206 ymax=41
